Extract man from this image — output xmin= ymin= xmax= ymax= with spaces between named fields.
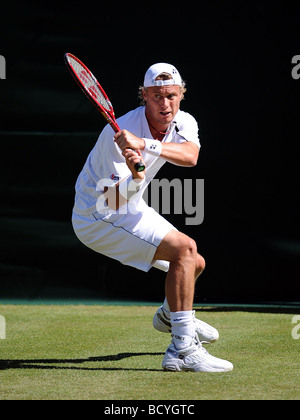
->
xmin=72 ymin=63 xmax=233 ymax=372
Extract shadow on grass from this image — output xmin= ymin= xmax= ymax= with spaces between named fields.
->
xmin=0 ymin=352 xmax=165 ymax=372
xmin=195 ymin=305 xmax=300 ymax=314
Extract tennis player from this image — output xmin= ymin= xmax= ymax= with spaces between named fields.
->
xmin=72 ymin=63 xmax=233 ymax=372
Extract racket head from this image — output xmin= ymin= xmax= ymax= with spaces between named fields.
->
xmin=64 ymin=53 xmax=120 ymax=132
xmin=64 ymin=53 xmax=145 ymax=172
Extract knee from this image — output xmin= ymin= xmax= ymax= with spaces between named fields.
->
xmin=176 ymin=234 xmax=198 ymax=261
xmin=196 ymin=254 xmax=206 ymax=277
xmin=154 ymin=230 xmax=199 ymax=265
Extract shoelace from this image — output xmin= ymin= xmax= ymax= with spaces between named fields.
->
xmin=194 ymin=334 xmax=210 ymax=355
xmin=172 ymin=334 xmax=210 ymax=356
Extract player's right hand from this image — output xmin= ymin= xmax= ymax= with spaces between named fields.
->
xmin=123 ymin=149 xmax=145 ymax=181
xmin=114 ymin=130 xmax=144 ymax=152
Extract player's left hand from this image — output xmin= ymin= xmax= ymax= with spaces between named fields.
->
xmin=114 ymin=130 xmax=144 ymax=152
xmin=123 ymin=149 xmax=145 ymax=180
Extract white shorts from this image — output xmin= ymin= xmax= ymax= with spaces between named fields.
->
xmin=72 ymin=205 xmax=176 ymax=272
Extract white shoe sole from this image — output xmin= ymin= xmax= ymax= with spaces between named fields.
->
xmin=162 ymin=339 xmax=233 ymax=373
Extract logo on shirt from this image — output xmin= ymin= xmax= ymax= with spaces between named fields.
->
xmin=110 ymin=174 xmax=120 ymax=181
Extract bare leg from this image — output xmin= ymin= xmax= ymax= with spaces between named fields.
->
xmin=153 ymin=230 xmax=205 ymax=312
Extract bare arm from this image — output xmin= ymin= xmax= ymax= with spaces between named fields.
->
xmin=106 ymin=129 xmax=199 ymax=210
xmin=104 ymin=149 xmax=145 ymax=211
xmin=160 ymin=141 xmax=199 ymax=167
xmin=114 ymin=130 xmax=199 ymax=167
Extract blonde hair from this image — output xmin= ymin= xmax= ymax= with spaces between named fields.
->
xmin=138 ymin=72 xmax=187 ymax=105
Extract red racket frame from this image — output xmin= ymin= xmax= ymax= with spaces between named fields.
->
xmin=64 ymin=53 xmax=145 ymax=172
xmin=64 ymin=53 xmax=121 ymax=133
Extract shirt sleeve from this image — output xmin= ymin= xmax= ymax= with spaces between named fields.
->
xmin=173 ymin=112 xmax=201 ymax=149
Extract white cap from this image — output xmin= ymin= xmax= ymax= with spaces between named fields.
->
xmin=143 ymin=63 xmax=182 ymax=87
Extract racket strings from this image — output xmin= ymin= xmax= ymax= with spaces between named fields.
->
xmin=68 ymin=57 xmax=111 ymax=111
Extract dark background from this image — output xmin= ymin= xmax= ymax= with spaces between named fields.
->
xmin=0 ymin=1 xmax=299 ymax=304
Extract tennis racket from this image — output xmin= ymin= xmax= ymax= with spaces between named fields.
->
xmin=64 ymin=53 xmax=145 ymax=172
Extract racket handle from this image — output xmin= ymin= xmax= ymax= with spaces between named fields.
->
xmin=113 ymin=125 xmax=145 ymax=172
xmin=135 ymin=160 xmax=146 ymax=172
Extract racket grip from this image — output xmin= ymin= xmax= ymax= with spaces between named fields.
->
xmin=135 ymin=160 xmax=146 ymax=172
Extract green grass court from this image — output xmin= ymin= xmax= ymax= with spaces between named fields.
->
xmin=0 ymin=304 xmax=299 ymax=400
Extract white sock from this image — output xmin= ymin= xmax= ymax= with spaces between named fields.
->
xmin=170 ymin=310 xmax=195 ymax=349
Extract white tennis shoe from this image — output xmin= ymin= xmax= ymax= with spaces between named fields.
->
xmin=153 ymin=306 xmax=219 ymax=343
xmin=162 ymin=335 xmax=233 ymax=372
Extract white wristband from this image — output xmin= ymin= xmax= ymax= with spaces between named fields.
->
xmin=143 ymin=138 xmax=162 ymax=157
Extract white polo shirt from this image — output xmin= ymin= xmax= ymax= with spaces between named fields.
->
xmin=73 ymin=106 xmax=200 ymax=216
